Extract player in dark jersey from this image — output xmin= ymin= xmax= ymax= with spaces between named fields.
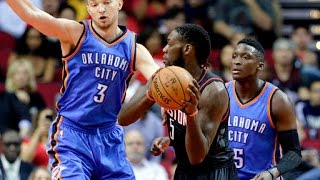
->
xmin=118 ymin=24 xmax=237 ymax=179
xmin=226 ymin=38 xmax=301 ymax=180
xmin=5 ymin=0 xmax=159 ymax=179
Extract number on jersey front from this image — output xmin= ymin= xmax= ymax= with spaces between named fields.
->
xmin=94 ymin=83 xmax=109 ymax=103
xmin=233 ymin=148 xmax=244 ymax=168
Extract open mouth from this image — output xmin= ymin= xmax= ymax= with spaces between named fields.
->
xmin=100 ymin=16 xmax=107 ymax=20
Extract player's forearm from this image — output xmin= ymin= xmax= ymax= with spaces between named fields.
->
xmin=118 ymin=84 xmax=154 ymax=126
xmin=213 ymin=21 xmax=234 ymax=40
xmin=185 ymin=117 xmax=209 ymax=165
xmin=245 ymin=0 xmax=272 ymax=30
xmin=6 ymin=0 xmax=38 ymax=24
xmin=20 ymin=130 xmax=41 ymax=162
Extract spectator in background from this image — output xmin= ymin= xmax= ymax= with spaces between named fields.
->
xmin=290 ymin=24 xmax=315 ymax=63
xmin=270 ymin=38 xmax=302 ymax=104
xmin=184 ymin=0 xmax=210 ymax=30
xmin=9 ymin=27 xmax=57 ymax=83
xmin=58 ymin=3 xmax=77 ymax=21
xmin=296 ymin=79 xmax=320 ymax=152
xmin=124 ymin=110 xmax=164 ymax=163
xmin=5 ymin=59 xmax=46 ymax=121
xmin=20 ymin=108 xmax=55 ymax=167
xmin=212 ymin=0 xmax=282 ymax=49
xmin=159 ymin=7 xmax=186 ymax=39
xmin=136 ymin=26 xmax=164 ymax=84
xmin=215 ymin=44 xmax=234 ymax=82
xmin=0 ymin=91 xmax=31 ymax=138
xmin=0 ymin=130 xmax=34 ymax=180
xmin=28 ymin=167 xmax=51 ymax=180
xmin=125 ymin=129 xmax=168 ymax=180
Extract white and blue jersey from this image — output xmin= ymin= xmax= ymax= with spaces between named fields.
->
xmin=47 ymin=20 xmax=136 ymax=180
xmin=57 ymin=20 xmax=136 ymax=126
xmin=226 ymin=81 xmax=281 ymax=180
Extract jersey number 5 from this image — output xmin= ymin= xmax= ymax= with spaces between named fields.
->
xmin=233 ymin=148 xmax=244 ymax=168
xmin=94 ymin=83 xmax=109 ymax=103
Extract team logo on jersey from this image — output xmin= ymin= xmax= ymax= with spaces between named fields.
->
xmin=60 ymin=130 xmax=64 ymax=138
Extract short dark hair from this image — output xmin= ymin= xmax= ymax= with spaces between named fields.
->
xmin=238 ymin=38 xmax=265 ymax=61
xmin=175 ymin=24 xmax=211 ymax=67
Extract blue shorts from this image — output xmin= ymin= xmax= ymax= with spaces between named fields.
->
xmin=46 ymin=115 xmax=135 ymax=180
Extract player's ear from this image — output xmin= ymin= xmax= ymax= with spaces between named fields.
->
xmin=184 ymin=44 xmax=192 ymax=55
xmin=118 ymin=0 xmax=123 ymax=10
xmin=257 ymin=61 xmax=264 ymax=70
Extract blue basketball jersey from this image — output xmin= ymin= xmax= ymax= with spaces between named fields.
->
xmin=57 ymin=20 xmax=135 ymax=126
xmin=226 ymin=81 xmax=280 ymax=180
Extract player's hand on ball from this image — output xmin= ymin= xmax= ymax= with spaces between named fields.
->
xmin=182 ymin=79 xmax=200 ymax=116
xmin=150 ymin=137 xmax=170 ymax=156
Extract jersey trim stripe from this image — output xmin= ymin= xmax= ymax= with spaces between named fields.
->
xmin=197 ymin=68 xmax=207 ymax=83
xmin=48 ymin=116 xmax=63 ymax=170
xmin=121 ymin=33 xmax=136 ymax=102
xmin=199 ymin=77 xmax=223 ymax=92
xmin=233 ymin=81 xmax=269 ymax=108
xmin=89 ymin=20 xmax=129 ymax=46
xmin=267 ymin=87 xmax=278 ymax=129
xmin=62 ymin=22 xmax=87 ymax=61
xmin=130 ymin=33 xmax=136 ymax=72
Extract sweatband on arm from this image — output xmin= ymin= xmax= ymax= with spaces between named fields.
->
xmin=276 ymin=129 xmax=302 ymax=174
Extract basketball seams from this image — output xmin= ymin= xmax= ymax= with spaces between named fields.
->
xmin=166 ymin=67 xmax=188 ymax=102
xmin=158 ymin=69 xmax=182 ymax=107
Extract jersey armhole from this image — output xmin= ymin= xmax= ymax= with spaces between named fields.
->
xmin=268 ymin=88 xmax=279 ymax=128
xmin=62 ymin=22 xmax=86 ymax=59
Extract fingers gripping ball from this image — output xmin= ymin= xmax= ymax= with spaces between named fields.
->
xmin=150 ymin=66 xmax=193 ymax=110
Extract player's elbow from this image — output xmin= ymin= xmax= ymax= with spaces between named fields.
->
xmin=189 ymin=156 xmax=205 ymax=165
xmin=117 ymin=116 xmax=130 ymax=126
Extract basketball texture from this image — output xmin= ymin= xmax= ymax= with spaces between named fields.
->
xmin=150 ymin=66 xmax=193 ymax=110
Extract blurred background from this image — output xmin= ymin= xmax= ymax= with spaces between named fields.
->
xmin=0 ymin=0 xmax=320 ymax=180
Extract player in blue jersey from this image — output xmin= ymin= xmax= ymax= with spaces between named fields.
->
xmin=226 ymin=38 xmax=301 ymax=180
xmin=5 ymin=0 xmax=159 ymax=179
xmin=118 ymin=24 xmax=237 ymax=179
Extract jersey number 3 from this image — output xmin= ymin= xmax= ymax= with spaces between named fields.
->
xmin=94 ymin=83 xmax=109 ymax=103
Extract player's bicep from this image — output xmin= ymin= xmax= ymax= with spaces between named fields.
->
xmin=272 ymin=90 xmax=297 ymax=131
xmin=198 ymin=82 xmax=229 ymax=144
xmin=135 ymin=44 xmax=160 ymax=79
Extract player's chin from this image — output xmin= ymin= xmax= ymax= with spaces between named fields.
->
xmin=232 ymin=74 xmax=243 ymax=80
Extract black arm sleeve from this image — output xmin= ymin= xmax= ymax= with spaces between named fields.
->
xmin=276 ymin=129 xmax=302 ymax=174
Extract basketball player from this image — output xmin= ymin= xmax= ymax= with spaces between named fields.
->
xmin=226 ymin=38 xmax=301 ymax=180
xmin=5 ymin=0 xmax=159 ymax=179
xmin=118 ymin=24 xmax=237 ymax=179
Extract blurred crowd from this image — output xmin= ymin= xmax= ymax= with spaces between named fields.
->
xmin=0 ymin=0 xmax=319 ymax=179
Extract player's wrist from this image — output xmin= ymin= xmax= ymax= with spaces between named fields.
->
xmin=145 ymin=90 xmax=155 ymax=102
xmin=268 ymin=167 xmax=280 ymax=178
xmin=186 ymin=109 xmax=198 ymax=117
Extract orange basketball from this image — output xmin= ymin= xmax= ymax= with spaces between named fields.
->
xmin=150 ymin=66 xmax=193 ymax=110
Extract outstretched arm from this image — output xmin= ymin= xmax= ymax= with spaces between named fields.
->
xmin=185 ymin=81 xmax=229 ymax=165
xmin=5 ymin=0 xmax=82 ymax=44
xmin=117 ymin=44 xmax=159 ymax=126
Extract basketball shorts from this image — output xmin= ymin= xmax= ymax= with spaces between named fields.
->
xmin=46 ymin=116 xmax=135 ymax=180
xmin=173 ymin=162 xmax=237 ymax=180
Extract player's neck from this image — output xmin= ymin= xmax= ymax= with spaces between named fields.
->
xmin=92 ymin=22 xmax=122 ymax=42
xmin=235 ymin=78 xmax=264 ymax=102
xmin=185 ymin=65 xmax=203 ymax=81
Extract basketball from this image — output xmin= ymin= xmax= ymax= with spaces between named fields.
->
xmin=150 ymin=66 xmax=194 ymax=110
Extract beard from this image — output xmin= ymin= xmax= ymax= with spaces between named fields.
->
xmin=172 ymin=49 xmax=185 ymax=67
